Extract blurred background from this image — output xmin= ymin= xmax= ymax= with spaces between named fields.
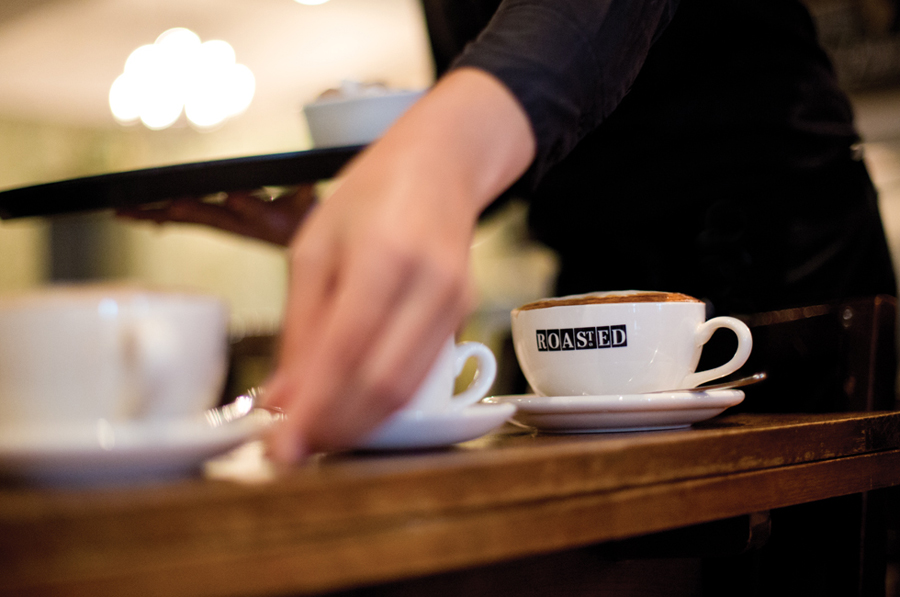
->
xmin=0 ymin=0 xmax=556 ymax=338
xmin=0 ymin=0 xmax=898 ymax=378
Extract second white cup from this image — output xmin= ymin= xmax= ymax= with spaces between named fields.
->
xmin=403 ymin=338 xmax=497 ymax=414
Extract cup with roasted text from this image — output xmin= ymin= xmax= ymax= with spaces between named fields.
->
xmin=510 ymin=291 xmax=752 ymax=396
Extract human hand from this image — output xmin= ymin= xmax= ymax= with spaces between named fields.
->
xmin=263 ymin=147 xmax=482 ymax=457
xmin=261 ymin=68 xmax=536 ymax=460
xmin=116 ymin=185 xmax=317 ymax=246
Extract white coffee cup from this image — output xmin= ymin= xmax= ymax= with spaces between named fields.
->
xmin=511 ymin=291 xmax=752 ymax=397
xmin=403 ymin=338 xmax=497 ymax=413
xmin=0 ymin=285 xmax=229 ymax=427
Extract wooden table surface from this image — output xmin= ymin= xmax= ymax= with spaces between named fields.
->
xmin=3 ymin=411 xmax=900 ymax=597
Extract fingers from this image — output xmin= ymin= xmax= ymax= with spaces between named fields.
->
xmin=274 ymin=186 xmax=318 ymax=244
xmin=116 ymin=185 xmax=317 ymax=246
xmin=271 ymin=211 xmax=341 ymax=395
xmin=356 ymin=240 xmax=475 ymax=412
xmin=267 ymin=227 xmax=415 ymax=451
xmin=171 ymin=198 xmax=251 ymax=233
xmin=264 ymin=207 xmax=476 ymax=457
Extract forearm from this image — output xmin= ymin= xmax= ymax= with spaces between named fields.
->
xmin=334 ymin=67 xmax=536 ymax=220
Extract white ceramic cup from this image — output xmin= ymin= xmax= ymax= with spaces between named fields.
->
xmin=402 ymin=338 xmax=497 ymax=413
xmin=303 ymin=88 xmax=425 ymax=148
xmin=510 ymin=291 xmax=753 ymax=397
xmin=0 ymin=285 xmax=229 ymax=427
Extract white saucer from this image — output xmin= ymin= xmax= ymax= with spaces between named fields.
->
xmin=356 ymin=402 xmax=516 ymax=451
xmin=484 ymin=390 xmax=744 ymax=434
xmin=0 ymin=399 xmax=277 ymax=485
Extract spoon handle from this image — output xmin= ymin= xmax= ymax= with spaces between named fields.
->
xmin=652 ymin=371 xmax=768 ymax=394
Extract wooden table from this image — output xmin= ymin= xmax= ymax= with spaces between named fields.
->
xmin=2 ymin=411 xmax=900 ymax=597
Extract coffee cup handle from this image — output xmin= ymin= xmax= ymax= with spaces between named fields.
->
xmin=123 ymin=318 xmax=181 ymax=417
xmin=449 ymin=342 xmax=497 ymax=411
xmin=680 ymin=316 xmax=753 ymax=389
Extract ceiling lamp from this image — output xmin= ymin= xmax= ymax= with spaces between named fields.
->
xmin=294 ymin=0 xmax=331 ymax=5
xmin=109 ymin=28 xmax=255 ymax=130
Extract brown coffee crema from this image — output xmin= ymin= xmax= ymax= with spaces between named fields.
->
xmin=516 ymin=292 xmax=701 ymax=311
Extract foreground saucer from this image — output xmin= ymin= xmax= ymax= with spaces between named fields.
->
xmin=484 ymin=390 xmax=744 ymax=434
xmin=356 ymin=403 xmax=516 ymax=451
xmin=0 ymin=400 xmax=277 ymax=485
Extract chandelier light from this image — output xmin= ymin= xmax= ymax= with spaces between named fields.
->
xmin=109 ymin=28 xmax=255 ymax=130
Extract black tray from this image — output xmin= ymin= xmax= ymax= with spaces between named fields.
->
xmin=0 ymin=145 xmax=362 ymax=219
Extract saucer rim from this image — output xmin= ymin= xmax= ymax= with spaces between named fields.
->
xmin=355 ymin=402 xmax=516 ymax=451
xmin=0 ymin=405 xmax=274 ymax=456
xmin=383 ymin=401 xmax=516 ymax=423
xmin=484 ymin=389 xmax=745 ymax=414
xmin=510 ymin=405 xmax=739 ymax=434
xmin=0 ymin=406 xmax=275 ymax=486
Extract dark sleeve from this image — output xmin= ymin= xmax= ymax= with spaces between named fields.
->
xmin=419 ymin=0 xmax=503 ymax=77
xmin=452 ymin=0 xmax=679 ymax=186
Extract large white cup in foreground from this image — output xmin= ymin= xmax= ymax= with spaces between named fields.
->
xmin=403 ymin=338 xmax=497 ymax=414
xmin=511 ymin=291 xmax=752 ymax=397
xmin=0 ymin=285 xmax=229 ymax=427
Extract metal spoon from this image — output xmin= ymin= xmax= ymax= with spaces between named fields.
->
xmin=650 ymin=371 xmax=768 ymax=394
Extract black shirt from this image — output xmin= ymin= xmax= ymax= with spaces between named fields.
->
xmin=425 ymin=0 xmax=896 ymax=315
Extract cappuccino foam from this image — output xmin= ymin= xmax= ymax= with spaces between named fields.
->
xmin=517 ymin=291 xmax=701 ymax=311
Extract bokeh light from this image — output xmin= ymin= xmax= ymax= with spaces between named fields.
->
xmin=109 ymin=28 xmax=255 ymax=130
